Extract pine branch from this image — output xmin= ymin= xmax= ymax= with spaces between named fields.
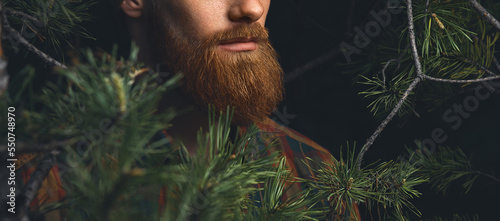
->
xmin=4 ymin=9 xmax=40 ymax=24
xmin=381 ymin=45 xmax=409 ymax=86
xmin=285 ymin=48 xmax=341 ymax=83
xmin=473 ymin=170 xmax=500 ymax=184
xmin=358 ymin=0 xmax=423 ymax=168
xmin=345 ymin=0 xmax=357 ymax=37
xmin=1 ymin=11 xmax=66 ymax=68
xmin=461 ymin=58 xmax=498 ymax=76
xmin=19 ymin=150 xmax=60 ymax=221
xmin=307 ymin=146 xmax=425 ymax=220
xmin=408 ymin=146 xmax=495 ymax=194
xmin=423 ymin=0 xmax=430 ymax=27
xmin=468 ymin=0 xmax=500 ymax=32
xmin=426 ymin=213 xmax=479 ymax=221
xmin=492 ymin=56 xmax=500 ymax=72
xmin=422 ymin=74 xmax=500 ymax=83
xmin=382 ymin=59 xmax=397 ymax=87
xmin=407 ymin=0 xmax=424 ymax=81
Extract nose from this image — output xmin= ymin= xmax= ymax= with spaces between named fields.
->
xmin=228 ymin=0 xmax=265 ymax=23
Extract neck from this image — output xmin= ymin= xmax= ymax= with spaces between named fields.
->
xmin=157 ymin=88 xmax=210 ymax=156
xmin=125 ymin=15 xmax=155 ymax=67
xmin=125 ymin=17 xmax=208 ymax=155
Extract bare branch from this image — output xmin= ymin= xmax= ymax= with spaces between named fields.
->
xmin=381 ymin=59 xmax=396 ymax=86
xmin=358 ymin=0 xmax=424 ymax=168
xmin=461 ymin=58 xmax=498 ymax=76
xmin=474 ymin=170 xmax=500 ymax=184
xmin=1 ymin=12 xmax=66 ymax=68
xmin=345 ymin=0 xmax=357 ymax=37
xmin=5 ymin=9 xmax=41 ymax=25
xmin=492 ymin=56 xmax=500 ymax=72
xmin=19 ymin=150 xmax=60 ymax=221
xmin=464 ymin=35 xmax=499 ymax=76
xmin=423 ymin=74 xmax=500 ymax=83
xmin=357 ymin=78 xmax=421 ymax=168
xmin=381 ymin=45 xmax=409 ymax=86
xmin=289 ymin=1 xmax=339 ymax=39
xmin=407 ymin=5 xmax=424 ymax=79
xmin=423 ymin=0 xmax=431 ymax=27
xmin=285 ymin=49 xmax=341 ymax=83
xmin=468 ymin=0 xmax=500 ymax=32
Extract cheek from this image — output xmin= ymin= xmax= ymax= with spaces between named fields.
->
xmin=259 ymin=0 xmax=271 ymax=25
xmin=177 ymin=2 xmax=227 ymax=41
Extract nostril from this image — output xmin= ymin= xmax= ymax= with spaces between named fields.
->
xmin=229 ymin=0 xmax=265 ymax=23
xmin=238 ymin=16 xmax=256 ymax=23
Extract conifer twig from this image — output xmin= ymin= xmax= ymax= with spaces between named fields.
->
xmin=1 ymin=12 xmax=66 ymax=68
xmin=473 ymin=170 xmax=500 ymax=184
xmin=4 ymin=9 xmax=41 ymax=24
xmin=19 ymin=150 xmax=60 ymax=221
xmin=345 ymin=0 xmax=357 ymax=37
xmin=468 ymin=0 xmax=500 ymax=32
xmin=422 ymin=0 xmax=430 ymax=29
xmin=381 ymin=45 xmax=409 ymax=86
xmin=467 ymin=35 xmax=500 ymax=76
xmin=357 ymin=0 xmax=423 ymax=168
xmin=492 ymin=57 xmax=500 ymax=72
xmin=381 ymin=59 xmax=397 ymax=86
xmin=422 ymin=74 xmax=500 ymax=83
xmin=461 ymin=58 xmax=498 ymax=76
xmin=285 ymin=49 xmax=341 ymax=83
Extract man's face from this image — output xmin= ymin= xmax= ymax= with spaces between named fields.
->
xmin=146 ymin=0 xmax=283 ymax=125
xmin=151 ymin=0 xmax=271 ymax=43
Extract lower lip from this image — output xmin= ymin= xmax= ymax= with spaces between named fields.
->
xmin=218 ymin=42 xmax=257 ymax=52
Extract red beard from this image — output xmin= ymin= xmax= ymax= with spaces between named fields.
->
xmin=156 ymin=23 xmax=284 ymax=125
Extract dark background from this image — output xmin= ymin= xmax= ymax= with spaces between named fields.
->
xmin=266 ymin=0 xmax=500 ymax=220
xmin=18 ymin=0 xmax=498 ymax=220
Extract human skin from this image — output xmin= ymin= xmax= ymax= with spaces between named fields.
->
xmin=121 ymin=0 xmax=271 ymax=52
xmin=120 ymin=0 xmax=275 ymax=154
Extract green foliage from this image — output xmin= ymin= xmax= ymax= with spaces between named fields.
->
xmin=407 ymin=146 xmax=479 ymax=194
xmin=60 ymin=102 xmax=325 ymax=221
xmin=5 ymin=0 xmax=500 ymax=220
xmin=4 ymin=0 xmax=96 ymax=57
xmin=1 ymin=44 xmax=428 ymax=220
xmin=413 ymin=0 xmax=475 ymax=57
xmin=26 ymin=46 xmax=326 ymax=220
xmin=36 ymin=48 xmax=179 ymax=220
xmin=425 ymin=214 xmax=480 ymax=221
xmin=246 ymin=158 xmax=326 ymax=221
xmin=358 ymin=66 xmax=415 ymax=118
xmin=353 ymin=0 xmax=500 ymax=116
xmin=305 ymin=144 xmax=426 ymax=220
xmin=156 ymin=107 xmax=323 ymax=221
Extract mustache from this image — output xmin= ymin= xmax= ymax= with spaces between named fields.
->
xmin=203 ymin=23 xmax=270 ymax=46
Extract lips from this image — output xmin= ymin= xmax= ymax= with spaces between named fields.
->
xmin=218 ymin=37 xmax=258 ymax=52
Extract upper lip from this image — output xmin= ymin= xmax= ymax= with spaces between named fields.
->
xmin=219 ymin=37 xmax=257 ymax=44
